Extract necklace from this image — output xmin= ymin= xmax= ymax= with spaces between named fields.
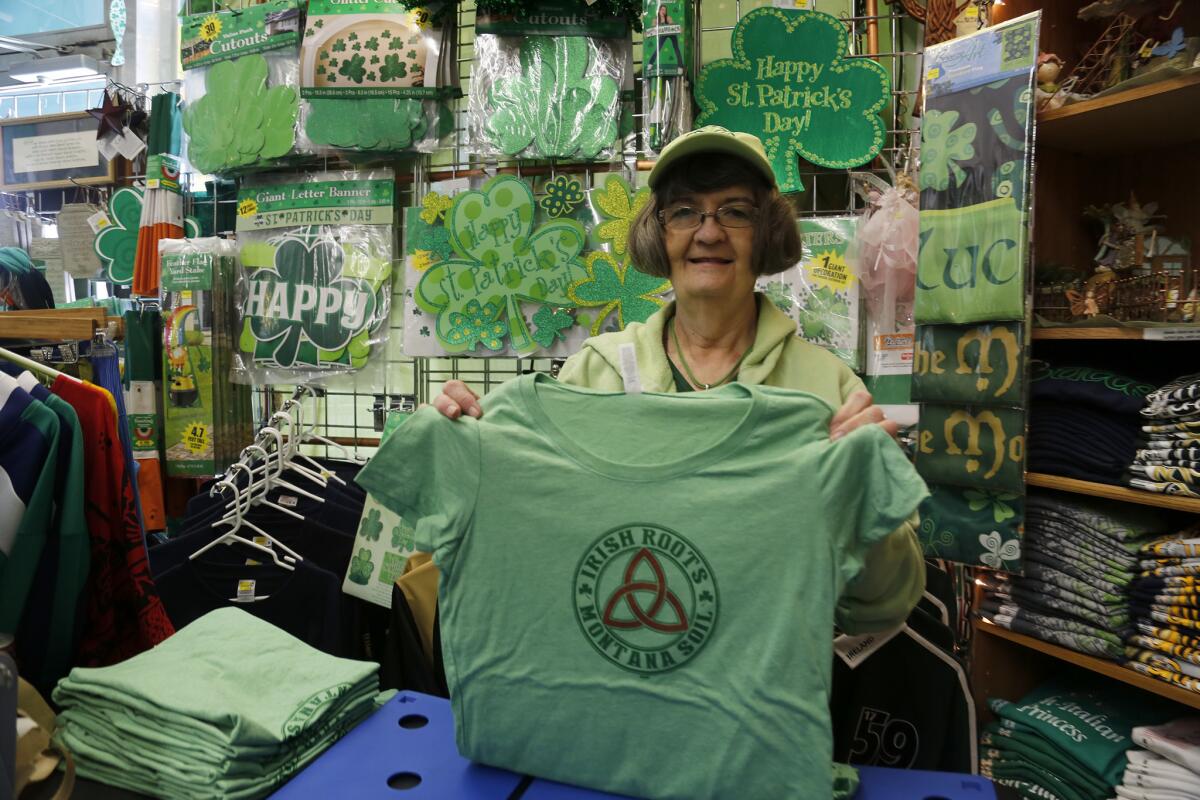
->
xmin=668 ymin=317 xmax=749 ymax=391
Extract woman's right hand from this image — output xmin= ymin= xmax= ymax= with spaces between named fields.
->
xmin=432 ymin=380 xmax=483 ymax=420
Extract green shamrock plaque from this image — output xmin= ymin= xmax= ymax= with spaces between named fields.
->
xmin=696 ymin=8 xmax=890 ymax=193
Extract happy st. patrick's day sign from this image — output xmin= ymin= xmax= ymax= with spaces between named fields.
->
xmin=696 ymin=8 xmax=890 ymax=193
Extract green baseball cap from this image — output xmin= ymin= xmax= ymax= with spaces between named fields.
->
xmin=648 ymin=126 xmax=777 ymax=190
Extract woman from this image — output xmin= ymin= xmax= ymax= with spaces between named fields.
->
xmin=434 ymin=126 xmax=924 ymax=633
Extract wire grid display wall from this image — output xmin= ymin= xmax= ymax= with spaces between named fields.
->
xmin=258 ymin=0 xmax=922 ymax=452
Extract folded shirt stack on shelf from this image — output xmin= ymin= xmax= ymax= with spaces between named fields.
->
xmin=1118 ymin=718 xmax=1200 ymax=799
xmin=1126 ymin=518 xmax=1200 ymax=693
xmin=1131 ymin=372 xmax=1200 ymax=500
xmin=53 ymin=608 xmax=380 ymax=800
xmin=1027 ymin=363 xmax=1155 ymax=487
xmin=980 ymin=679 xmax=1178 ymax=800
xmin=978 ymin=492 xmax=1180 ymax=661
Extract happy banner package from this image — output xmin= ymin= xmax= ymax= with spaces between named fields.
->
xmin=180 ymin=0 xmax=303 ymax=175
xmin=232 ymin=169 xmax=395 ymax=385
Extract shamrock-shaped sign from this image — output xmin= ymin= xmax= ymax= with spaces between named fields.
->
xmin=94 ymin=187 xmax=143 ymax=285
xmin=415 ymin=175 xmax=587 ymax=354
xmin=241 ymin=233 xmax=378 ymax=369
xmin=183 ymin=55 xmax=298 ymax=174
xmin=484 ymin=36 xmax=619 ymax=159
xmin=348 ymin=547 xmax=375 ymax=585
xmin=569 ymin=251 xmax=671 ymax=335
xmin=592 ymin=174 xmax=649 ymax=257
xmin=696 ymin=8 xmax=890 ymax=193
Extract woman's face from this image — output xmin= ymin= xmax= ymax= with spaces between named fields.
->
xmin=663 ymin=185 xmax=758 ymax=305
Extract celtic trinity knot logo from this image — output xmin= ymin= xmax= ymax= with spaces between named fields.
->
xmin=574 ymin=524 xmax=718 ymax=675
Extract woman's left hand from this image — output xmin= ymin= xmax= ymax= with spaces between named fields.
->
xmin=830 ymin=390 xmax=899 ymax=442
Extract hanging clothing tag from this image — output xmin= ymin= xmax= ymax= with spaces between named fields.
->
xmin=833 ymin=624 xmax=904 ymax=669
xmin=236 ymin=580 xmax=256 ymax=602
xmin=618 ymin=343 xmax=643 ymax=395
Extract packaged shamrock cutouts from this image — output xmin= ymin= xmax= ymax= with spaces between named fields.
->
xmin=231 ymin=169 xmax=395 ymax=385
xmin=180 ymin=0 xmax=303 ymax=174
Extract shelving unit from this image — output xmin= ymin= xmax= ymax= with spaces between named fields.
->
xmin=1026 ymin=473 xmax=1200 ymax=513
xmin=1031 ymin=325 xmax=1200 ymax=341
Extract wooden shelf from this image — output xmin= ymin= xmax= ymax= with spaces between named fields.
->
xmin=1031 ymin=325 xmax=1200 ymax=341
xmin=1038 ymin=72 xmax=1200 ymax=155
xmin=974 ymin=619 xmax=1200 ymax=710
xmin=1026 ymin=473 xmax=1200 ymax=514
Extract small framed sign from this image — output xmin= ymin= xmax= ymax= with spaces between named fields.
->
xmin=0 ymin=112 xmax=118 ymax=191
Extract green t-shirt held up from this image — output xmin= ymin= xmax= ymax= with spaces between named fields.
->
xmin=358 ymin=374 xmax=928 ymax=799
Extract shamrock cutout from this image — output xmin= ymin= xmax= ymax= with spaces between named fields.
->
xmin=94 ymin=186 xmax=143 ymax=285
xmin=391 ymin=520 xmax=415 ymax=551
xmin=241 ymin=233 xmax=378 ymax=369
xmin=919 ymin=109 xmax=976 ymax=191
xmin=365 ymin=36 xmax=380 ymax=51
xmin=381 ymin=54 xmax=408 ymax=82
xmin=568 ymin=251 xmax=671 ymax=335
xmin=696 ymin=8 xmax=890 ymax=193
xmin=416 ymin=176 xmax=588 ymax=354
xmin=183 ymin=55 xmax=297 ymax=174
xmin=540 ymin=176 xmax=585 ymax=219
xmin=359 ymin=508 xmax=383 ymax=541
xmin=419 ymin=191 xmax=452 ymax=224
xmin=531 ymin=303 xmax=575 ymax=347
xmin=348 ymin=548 xmax=375 ymax=585
xmin=486 ymin=36 xmax=619 ymax=159
xmin=306 ymin=98 xmax=431 ymax=151
xmin=446 ymin=299 xmax=508 ymax=351
xmin=339 ymin=53 xmax=368 ymax=83
xmin=592 ymin=174 xmax=649 ymax=257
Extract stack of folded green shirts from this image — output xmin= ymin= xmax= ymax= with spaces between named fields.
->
xmin=1126 ymin=520 xmax=1200 ymax=693
xmin=979 ymin=492 xmax=1178 ymax=660
xmin=53 ymin=608 xmax=380 ymax=799
xmin=980 ymin=680 xmax=1177 ymax=800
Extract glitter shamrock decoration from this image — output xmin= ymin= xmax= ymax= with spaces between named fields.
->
xmin=415 ymin=175 xmax=588 ymax=354
xmin=485 ymin=36 xmax=620 ymax=159
xmin=348 ymin=548 xmax=375 ymax=584
xmin=419 ymin=191 xmax=452 ymax=225
xmin=407 ymin=214 xmax=453 ymax=262
xmin=592 ymin=174 xmax=649 ymax=257
xmin=183 ymin=55 xmax=298 ymax=173
xmin=568 ymin=251 xmax=671 ymax=335
xmin=918 ymin=109 xmax=976 ymax=192
xmin=540 ymin=176 xmax=585 ymax=219
xmin=531 ymin=304 xmax=575 ymax=347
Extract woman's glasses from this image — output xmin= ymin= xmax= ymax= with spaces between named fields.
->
xmin=657 ymin=203 xmax=759 ymax=231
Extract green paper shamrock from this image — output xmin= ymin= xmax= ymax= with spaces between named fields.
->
xmin=696 ymin=8 xmax=891 ymax=193
xmin=592 ymin=174 xmax=649 ymax=257
xmin=359 ymin=508 xmax=383 ymax=541
xmin=919 ymin=109 xmax=976 ymax=192
xmin=348 ymin=547 xmax=375 ymax=585
xmin=381 ymin=54 xmax=408 ymax=82
xmin=568 ymin=251 xmax=671 ymax=335
xmin=306 ymin=98 xmax=430 ymax=151
xmin=93 ymin=186 xmax=143 ymax=284
xmin=182 ymin=55 xmax=297 ymax=174
xmin=486 ymin=36 xmax=619 ymax=159
xmin=416 ymin=175 xmax=588 ymax=354
xmin=446 ymin=298 xmax=508 ymax=351
xmin=242 ymin=234 xmax=378 ymax=369
xmin=392 ymin=520 xmax=415 ymax=551
xmin=339 ymin=53 xmax=367 ymax=83
xmin=531 ymin=303 xmax=575 ymax=347
xmin=540 ymin=176 xmax=585 ymax=219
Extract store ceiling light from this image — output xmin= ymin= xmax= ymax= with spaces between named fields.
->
xmin=8 ymin=54 xmax=102 ymax=84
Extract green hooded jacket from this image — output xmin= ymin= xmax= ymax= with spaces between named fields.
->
xmin=558 ymin=294 xmax=925 ymax=634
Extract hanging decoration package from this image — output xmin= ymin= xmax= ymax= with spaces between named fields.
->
xmin=641 ymin=0 xmax=695 ymax=153
xmin=159 ymin=237 xmax=253 ymax=478
xmin=468 ymin=3 xmax=632 ymax=161
xmin=232 ymin=169 xmax=395 ymax=385
xmin=299 ymin=0 xmax=458 ymax=153
xmin=180 ymin=0 xmax=303 ymax=175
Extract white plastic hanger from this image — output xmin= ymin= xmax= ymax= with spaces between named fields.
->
xmin=188 ymin=477 xmax=298 ymax=571
xmin=208 ymin=463 xmax=305 ymax=563
xmin=268 ymin=407 xmax=347 ymax=487
xmin=293 ymin=389 xmax=367 ymax=464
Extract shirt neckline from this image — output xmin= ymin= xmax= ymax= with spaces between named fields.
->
xmin=520 ymin=373 xmax=763 ymax=482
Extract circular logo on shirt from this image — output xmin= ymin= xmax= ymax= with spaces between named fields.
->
xmin=573 ymin=524 xmax=718 ymax=675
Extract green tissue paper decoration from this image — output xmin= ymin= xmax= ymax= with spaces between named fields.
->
xmin=415 ymin=175 xmax=588 ymax=354
xmin=485 ymin=36 xmax=619 ymax=159
xmin=306 ymin=98 xmax=452 ymax=151
xmin=183 ymin=55 xmax=298 ymax=174
xmin=696 ymin=8 xmax=890 ymax=193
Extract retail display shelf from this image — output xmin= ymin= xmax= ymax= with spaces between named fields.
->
xmin=1038 ymin=72 xmax=1200 ymax=155
xmin=973 ymin=619 xmax=1200 ymax=711
xmin=1026 ymin=473 xmax=1200 ymax=514
xmin=1031 ymin=325 xmax=1200 ymax=341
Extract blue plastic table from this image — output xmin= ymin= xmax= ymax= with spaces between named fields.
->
xmin=271 ymin=692 xmax=998 ymax=800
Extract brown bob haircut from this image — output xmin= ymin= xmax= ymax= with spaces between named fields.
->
xmin=628 ymin=153 xmax=802 ymax=279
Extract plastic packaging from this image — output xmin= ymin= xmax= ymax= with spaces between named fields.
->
xmin=180 ymin=0 xmax=303 ymax=175
xmin=849 ymin=171 xmax=918 ymax=333
xmin=231 ymin=169 xmax=394 ymax=385
xmin=641 ymin=0 xmax=696 ymax=153
xmin=468 ymin=33 xmax=629 ymax=160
